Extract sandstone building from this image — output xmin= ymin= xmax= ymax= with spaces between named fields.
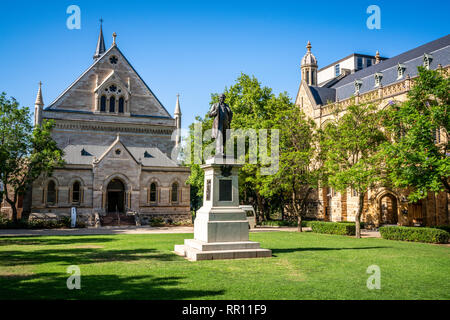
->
xmin=5 ymin=25 xmax=191 ymax=225
xmin=296 ymin=35 xmax=450 ymax=227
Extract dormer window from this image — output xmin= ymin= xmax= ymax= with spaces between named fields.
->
xmin=354 ymin=79 xmax=363 ymax=94
xmin=397 ymin=64 xmax=406 ymax=79
xmin=374 ymin=72 xmax=383 ymax=87
xmin=423 ymin=53 xmax=433 ymax=69
xmin=81 ymin=148 xmax=92 ymax=156
xmin=144 ymin=151 xmax=153 ymax=158
xmin=335 ymin=64 xmax=340 ymax=77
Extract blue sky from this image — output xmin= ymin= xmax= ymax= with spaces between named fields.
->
xmin=0 ymin=0 xmax=448 ymax=127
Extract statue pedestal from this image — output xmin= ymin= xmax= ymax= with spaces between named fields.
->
xmin=174 ymin=159 xmax=271 ymax=261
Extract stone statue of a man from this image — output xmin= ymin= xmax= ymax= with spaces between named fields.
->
xmin=208 ymin=93 xmax=233 ymax=155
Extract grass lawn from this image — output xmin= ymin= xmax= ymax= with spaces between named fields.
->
xmin=0 ymin=231 xmax=449 ymax=300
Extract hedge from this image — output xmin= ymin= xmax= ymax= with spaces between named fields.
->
xmin=309 ymin=221 xmax=356 ymax=236
xmin=337 ymin=221 xmax=365 ymax=229
xmin=0 ymin=216 xmax=86 ymax=229
xmin=379 ymin=226 xmax=449 ymax=244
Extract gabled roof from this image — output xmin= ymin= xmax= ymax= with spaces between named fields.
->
xmin=46 ymin=45 xmax=173 ymax=119
xmin=94 ymin=70 xmax=130 ymax=95
xmin=63 ymin=143 xmax=179 ymax=167
xmin=96 ymin=134 xmax=140 ymax=165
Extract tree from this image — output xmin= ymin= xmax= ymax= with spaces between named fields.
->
xmin=0 ymin=93 xmax=64 ymax=223
xmin=185 ymin=74 xmax=291 ymax=222
xmin=269 ymin=106 xmax=318 ymax=231
xmin=320 ymin=103 xmax=386 ymax=238
xmin=381 ymin=67 xmax=450 ymax=202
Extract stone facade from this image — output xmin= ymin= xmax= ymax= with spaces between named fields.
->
xmin=295 ymin=36 xmax=450 ymax=227
xmin=1 ymin=27 xmax=190 ymax=225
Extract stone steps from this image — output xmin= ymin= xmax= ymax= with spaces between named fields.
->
xmin=184 ymin=239 xmax=261 ymax=251
xmin=100 ymin=214 xmax=136 ymax=226
xmin=174 ymin=239 xmax=272 ymax=261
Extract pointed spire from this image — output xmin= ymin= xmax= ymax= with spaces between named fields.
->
xmin=93 ymin=19 xmax=106 ymax=60
xmin=174 ymin=94 xmax=181 ymax=116
xmin=306 ymin=40 xmax=312 ymax=52
xmin=35 ymin=81 xmax=44 ymax=106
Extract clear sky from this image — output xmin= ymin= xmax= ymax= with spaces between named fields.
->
xmin=0 ymin=0 xmax=449 ymax=127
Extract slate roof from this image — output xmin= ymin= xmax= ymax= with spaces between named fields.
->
xmin=309 ymin=86 xmax=336 ymax=105
xmin=63 ymin=144 xmax=179 ymax=167
xmin=310 ymin=34 xmax=450 ymax=103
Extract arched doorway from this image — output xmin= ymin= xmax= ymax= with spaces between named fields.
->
xmin=107 ymin=179 xmax=125 ymax=213
xmin=379 ymin=194 xmax=398 ymax=225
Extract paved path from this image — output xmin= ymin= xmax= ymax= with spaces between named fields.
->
xmin=0 ymin=226 xmax=381 ymax=238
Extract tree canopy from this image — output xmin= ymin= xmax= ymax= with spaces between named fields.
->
xmin=381 ymin=67 xmax=450 ymax=202
xmin=0 ymin=93 xmax=64 ymax=222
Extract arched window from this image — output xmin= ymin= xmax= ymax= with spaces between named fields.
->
xmin=171 ymin=182 xmax=178 ymax=203
xmin=72 ymin=181 xmax=80 ymax=203
xmin=47 ymin=181 xmax=56 ymax=205
xmin=150 ymin=182 xmax=157 ymax=203
xmin=109 ymin=97 xmax=115 ymax=112
xmin=118 ymin=97 xmax=124 ymax=113
xmin=100 ymin=96 xmax=106 ymax=112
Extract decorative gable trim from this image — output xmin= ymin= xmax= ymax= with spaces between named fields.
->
xmin=95 ymin=134 xmax=140 ymax=165
xmin=46 ymin=45 xmax=173 ymax=119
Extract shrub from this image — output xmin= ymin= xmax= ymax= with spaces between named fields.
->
xmin=337 ymin=221 xmax=365 ymax=229
xmin=149 ymin=218 xmax=165 ymax=227
xmin=0 ymin=216 xmax=86 ymax=229
xmin=309 ymin=221 xmax=356 ymax=236
xmin=379 ymin=226 xmax=449 ymax=244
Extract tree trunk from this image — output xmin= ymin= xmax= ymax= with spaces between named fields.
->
xmin=355 ymin=192 xmax=365 ymax=239
xmin=291 ymin=191 xmax=302 ymax=232
xmin=3 ymin=184 xmax=18 ymax=224
xmin=297 ymin=215 xmax=303 ymax=232
xmin=256 ymin=193 xmax=264 ymax=222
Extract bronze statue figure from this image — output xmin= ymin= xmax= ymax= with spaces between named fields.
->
xmin=208 ymin=93 xmax=233 ymax=155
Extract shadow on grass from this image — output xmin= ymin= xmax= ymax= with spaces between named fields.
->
xmin=0 ymin=273 xmax=225 ymax=300
xmin=271 ymin=246 xmax=390 ymax=256
xmin=0 ymin=236 xmax=118 ymax=246
xmin=0 ymin=247 xmax=182 ymax=267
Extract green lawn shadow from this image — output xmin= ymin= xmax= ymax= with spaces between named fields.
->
xmin=0 ymin=273 xmax=225 ymax=300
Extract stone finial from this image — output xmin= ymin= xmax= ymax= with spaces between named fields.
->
xmin=35 ymin=81 xmax=44 ymax=106
xmin=375 ymin=51 xmax=380 ymax=64
xmin=112 ymin=32 xmax=117 ymax=46
xmin=306 ymin=40 xmax=312 ymax=52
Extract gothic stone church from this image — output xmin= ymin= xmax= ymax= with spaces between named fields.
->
xmin=28 ymin=26 xmax=190 ymax=225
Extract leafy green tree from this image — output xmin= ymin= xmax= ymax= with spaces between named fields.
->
xmin=0 ymin=93 xmax=64 ymax=223
xmin=381 ymin=67 xmax=450 ymax=202
xmin=184 ymin=74 xmax=292 ymax=222
xmin=269 ymin=106 xmax=318 ymax=231
xmin=320 ymin=103 xmax=386 ymax=238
